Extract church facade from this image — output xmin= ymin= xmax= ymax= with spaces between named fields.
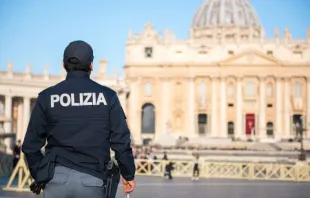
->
xmin=124 ymin=0 xmax=310 ymax=144
xmin=1 ymin=0 xmax=310 ymax=149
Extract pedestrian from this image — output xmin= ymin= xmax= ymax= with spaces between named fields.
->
xmin=163 ymin=151 xmax=168 ymax=160
xmin=22 ymin=40 xmax=136 ymax=198
xmin=12 ymin=140 xmax=21 ymax=169
xmin=164 ymin=162 xmax=174 ymax=180
xmin=192 ymin=154 xmax=200 ymax=180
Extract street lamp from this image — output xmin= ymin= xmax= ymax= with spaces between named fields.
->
xmin=296 ymin=123 xmax=306 ymax=161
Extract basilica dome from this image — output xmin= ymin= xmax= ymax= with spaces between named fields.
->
xmin=192 ymin=0 xmax=262 ymax=30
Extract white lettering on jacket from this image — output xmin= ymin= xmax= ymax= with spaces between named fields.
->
xmin=50 ymin=93 xmax=107 ymax=108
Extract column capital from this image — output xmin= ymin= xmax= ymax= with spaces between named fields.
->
xmin=5 ymin=95 xmax=13 ymax=99
xmin=187 ymin=76 xmax=195 ymax=81
xmin=283 ymin=77 xmax=291 ymax=83
xmin=275 ymin=77 xmax=284 ymax=82
xmin=127 ymin=77 xmax=140 ymax=82
xmin=236 ymin=76 xmax=243 ymax=81
xmin=210 ymin=75 xmax=220 ymax=81
xmin=220 ymin=76 xmax=226 ymax=81
xmin=23 ymin=96 xmax=32 ymax=100
xmin=210 ymin=74 xmax=218 ymax=78
xmin=258 ymin=76 xmax=266 ymax=81
xmin=159 ymin=77 xmax=171 ymax=81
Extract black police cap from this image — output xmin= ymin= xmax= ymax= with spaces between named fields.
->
xmin=63 ymin=40 xmax=94 ymax=68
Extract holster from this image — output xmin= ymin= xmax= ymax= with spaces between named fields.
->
xmin=104 ymin=159 xmax=120 ymax=198
xmin=36 ymin=152 xmax=57 ymax=184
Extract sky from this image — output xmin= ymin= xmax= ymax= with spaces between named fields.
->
xmin=0 ymin=0 xmax=310 ymax=77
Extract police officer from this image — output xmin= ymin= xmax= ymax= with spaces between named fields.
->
xmin=22 ymin=40 xmax=136 ymax=198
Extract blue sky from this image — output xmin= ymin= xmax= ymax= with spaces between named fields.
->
xmin=0 ymin=0 xmax=309 ymax=76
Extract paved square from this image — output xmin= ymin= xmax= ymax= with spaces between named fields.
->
xmin=1 ymin=176 xmax=310 ymax=198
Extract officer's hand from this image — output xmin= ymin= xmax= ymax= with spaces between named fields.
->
xmin=30 ymin=181 xmax=45 ymax=195
xmin=122 ymin=178 xmax=135 ymax=195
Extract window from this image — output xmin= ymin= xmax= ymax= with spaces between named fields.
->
xmin=211 ymin=13 xmax=217 ymax=25
xmin=176 ymin=114 xmax=182 ymax=130
xmin=198 ymin=114 xmax=208 ymax=135
xmin=198 ymin=82 xmax=206 ymax=108
xmin=198 ymin=82 xmax=206 ymax=98
xmin=266 ymin=122 xmax=274 ymax=137
xmin=0 ymin=101 xmax=4 ymax=114
xmin=225 ymin=12 xmax=233 ymax=24
xmin=228 ymin=50 xmax=234 ymax=55
xmin=228 ymin=103 xmax=234 ymax=107
xmin=144 ymin=47 xmax=153 ymax=58
xmin=267 ymin=51 xmax=273 ymax=56
xmin=228 ymin=122 xmax=234 ymax=135
xmin=198 ymin=51 xmax=208 ymax=54
xmin=266 ymin=84 xmax=273 ymax=97
xmin=293 ymin=51 xmax=302 ymax=58
xmin=267 ymin=104 xmax=273 ymax=108
xmin=227 ymin=84 xmax=234 ymax=97
xmin=141 ymin=104 xmax=155 ymax=134
xmin=144 ymin=82 xmax=152 ymax=96
xmin=246 ymin=82 xmax=255 ymax=97
xmin=238 ymin=12 xmax=244 ymax=25
xmin=294 ymin=82 xmax=301 ymax=97
xmin=176 ymin=82 xmax=182 ymax=98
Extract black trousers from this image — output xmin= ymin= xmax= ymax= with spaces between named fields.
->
xmin=164 ymin=171 xmax=173 ymax=179
xmin=193 ymin=164 xmax=199 ymax=177
xmin=13 ymin=158 xmax=19 ymax=169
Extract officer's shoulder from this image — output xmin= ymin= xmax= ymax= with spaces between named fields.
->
xmin=37 ymin=84 xmax=58 ymax=98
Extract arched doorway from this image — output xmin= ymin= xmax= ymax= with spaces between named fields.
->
xmin=197 ymin=114 xmax=208 ymax=135
xmin=228 ymin=122 xmax=234 ymax=137
xmin=141 ymin=103 xmax=155 ymax=134
xmin=293 ymin=114 xmax=303 ymax=139
xmin=266 ymin=122 xmax=274 ymax=137
xmin=143 ymin=138 xmax=152 ymax=146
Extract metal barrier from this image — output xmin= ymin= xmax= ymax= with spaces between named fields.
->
xmin=3 ymin=153 xmax=33 ymax=192
xmin=135 ymin=160 xmax=310 ymax=182
xmin=2 ymin=154 xmax=310 ymax=192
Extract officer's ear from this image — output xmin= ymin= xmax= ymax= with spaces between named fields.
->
xmin=89 ymin=62 xmax=93 ymax=71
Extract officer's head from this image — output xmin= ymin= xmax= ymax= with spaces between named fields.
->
xmin=63 ymin=40 xmax=94 ymax=74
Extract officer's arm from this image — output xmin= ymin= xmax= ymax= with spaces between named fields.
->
xmin=109 ymin=94 xmax=135 ymax=181
xmin=22 ymin=93 xmax=48 ymax=180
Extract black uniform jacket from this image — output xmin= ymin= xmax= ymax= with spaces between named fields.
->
xmin=22 ymin=71 xmax=135 ymax=181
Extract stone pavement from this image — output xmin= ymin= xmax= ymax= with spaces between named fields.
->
xmin=1 ymin=176 xmax=310 ymax=198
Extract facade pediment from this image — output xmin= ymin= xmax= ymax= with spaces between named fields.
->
xmin=219 ymin=50 xmax=283 ymax=66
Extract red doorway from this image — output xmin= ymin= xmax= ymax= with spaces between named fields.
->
xmin=245 ymin=114 xmax=255 ymax=135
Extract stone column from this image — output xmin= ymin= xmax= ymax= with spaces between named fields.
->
xmin=4 ymin=95 xmax=12 ymax=153
xmin=242 ymin=113 xmax=245 ymax=139
xmin=275 ymin=78 xmax=283 ymax=140
xmin=22 ymin=97 xmax=31 ymax=141
xmin=236 ymin=77 xmax=243 ymax=139
xmin=259 ymin=77 xmax=266 ymax=140
xmin=211 ymin=77 xmax=218 ymax=137
xmin=129 ymin=78 xmax=141 ymax=145
xmin=307 ymin=77 xmax=310 ymax=139
xmin=17 ymin=101 xmax=23 ymax=141
xmin=161 ymin=78 xmax=170 ymax=135
xmin=220 ymin=77 xmax=227 ymax=137
xmin=4 ymin=96 xmax=12 ymax=133
xmin=188 ymin=77 xmax=195 ymax=137
xmin=284 ymin=78 xmax=291 ymax=139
